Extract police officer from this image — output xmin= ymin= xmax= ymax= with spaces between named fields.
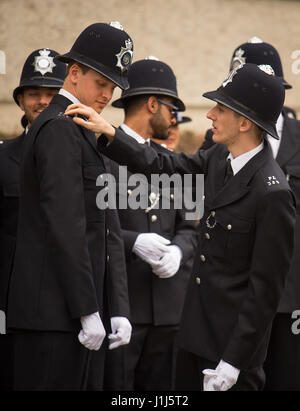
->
xmin=102 ymin=57 xmax=196 ymax=390
xmin=201 ymin=37 xmax=294 ymax=150
xmin=7 ymin=22 xmax=132 ymax=390
xmin=65 ymin=62 xmax=296 ymax=391
xmin=152 ymin=111 xmax=192 ymax=151
xmin=0 ymin=48 xmax=66 ymax=391
xmin=200 ymin=38 xmax=300 ymax=390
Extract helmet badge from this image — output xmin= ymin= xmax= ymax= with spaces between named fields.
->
xmin=223 ymin=62 xmax=245 ymax=87
xmin=258 ymin=64 xmax=275 ymax=76
xmin=231 ymin=48 xmax=246 ymax=70
xmin=116 ymin=39 xmax=133 ymax=73
xmin=33 ymin=49 xmax=56 ymax=76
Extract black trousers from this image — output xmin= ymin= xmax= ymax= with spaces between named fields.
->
xmin=175 ymin=348 xmax=265 ymax=391
xmin=0 ymin=334 xmax=14 ymax=391
xmin=264 ymin=313 xmax=300 ymax=391
xmin=12 ymin=330 xmax=106 ymax=391
xmin=104 ymin=324 xmax=178 ymax=391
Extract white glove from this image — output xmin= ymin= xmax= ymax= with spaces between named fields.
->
xmin=151 ymin=245 xmax=183 ymax=278
xmin=108 ymin=316 xmax=132 ymax=350
xmin=203 ymin=360 xmax=240 ymax=391
xmin=78 ymin=311 xmax=106 ymax=351
xmin=133 ymin=233 xmax=171 ymax=264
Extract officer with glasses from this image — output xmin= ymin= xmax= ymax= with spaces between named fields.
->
xmin=100 ymin=57 xmax=197 ymax=390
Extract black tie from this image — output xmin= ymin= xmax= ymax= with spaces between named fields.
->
xmin=224 ymin=158 xmax=234 ymax=184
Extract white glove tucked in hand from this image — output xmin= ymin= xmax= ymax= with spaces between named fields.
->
xmin=133 ymin=233 xmax=171 ymax=264
xmin=151 ymin=245 xmax=183 ymax=278
xmin=109 ymin=316 xmax=132 ymax=350
xmin=78 ymin=311 xmax=106 ymax=351
xmin=203 ymin=360 xmax=240 ymax=391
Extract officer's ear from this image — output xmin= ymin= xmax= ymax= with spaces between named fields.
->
xmin=147 ymin=96 xmax=159 ymax=114
xmin=68 ymin=63 xmax=81 ymax=84
xmin=239 ymin=116 xmax=252 ymax=133
xmin=17 ymin=93 xmax=25 ymax=111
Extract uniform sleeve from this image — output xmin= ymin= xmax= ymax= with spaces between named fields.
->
xmin=35 ymin=118 xmax=99 ymax=319
xmin=222 ymin=189 xmax=296 ymax=369
xmin=105 ymin=207 xmax=130 ymax=319
xmin=98 ymin=128 xmax=208 ymax=177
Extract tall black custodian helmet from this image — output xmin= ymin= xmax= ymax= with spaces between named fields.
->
xmin=55 ymin=22 xmax=133 ymax=90
xmin=230 ymin=36 xmax=292 ymax=89
xmin=203 ymin=63 xmax=285 ymax=140
xmin=112 ymin=56 xmax=185 ymax=111
xmin=13 ymin=48 xmax=66 ymax=105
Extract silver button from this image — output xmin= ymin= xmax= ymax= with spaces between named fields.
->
xmin=170 ymin=194 xmax=174 ymax=200
xmin=200 ymin=255 xmax=206 ymax=262
xmin=106 ymin=228 xmax=110 ymax=236
xmin=227 ymin=224 xmax=232 ymax=231
xmin=205 ymin=233 xmax=210 ymax=240
xmin=151 ymin=215 xmax=157 ymax=222
xmin=127 ymin=189 xmax=132 ymax=195
xmin=196 ymin=277 xmax=201 ymax=285
xmin=107 ymin=255 xmax=110 ymax=262
xmin=211 ymin=211 xmax=216 ymax=217
xmin=202 ymin=195 xmax=205 ymax=200
xmin=149 ymin=192 xmax=157 ymax=201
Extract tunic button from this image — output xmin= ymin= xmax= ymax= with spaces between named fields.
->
xmin=205 ymin=233 xmax=210 ymax=240
xmin=200 ymin=255 xmax=206 ymax=262
xmin=151 ymin=215 xmax=157 ymax=222
xmin=170 ymin=194 xmax=174 ymax=200
xmin=211 ymin=211 xmax=216 ymax=217
xmin=227 ymin=224 xmax=232 ymax=231
xmin=196 ymin=277 xmax=201 ymax=285
xmin=149 ymin=192 xmax=156 ymax=201
xmin=106 ymin=228 xmax=110 ymax=236
xmin=107 ymin=255 xmax=110 ymax=262
xmin=127 ymin=189 xmax=132 ymax=195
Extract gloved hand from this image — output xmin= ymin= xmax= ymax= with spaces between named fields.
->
xmin=133 ymin=233 xmax=171 ymax=264
xmin=203 ymin=360 xmax=240 ymax=391
xmin=78 ymin=311 xmax=106 ymax=351
xmin=151 ymin=245 xmax=183 ymax=278
xmin=108 ymin=316 xmax=132 ymax=350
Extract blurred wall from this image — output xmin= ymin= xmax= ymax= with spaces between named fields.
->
xmin=0 ymin=0 xmax=300 ymax=143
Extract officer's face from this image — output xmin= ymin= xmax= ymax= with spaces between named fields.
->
xmin=150 ymin=97 xmax=176 ymax=140
xmin=73 ymin=67 xmax=117 ymax=113
xmin=17 ymin=87 xmax=59 ymax=126
xmin=206 ymin=103 xmax=241 ymax=146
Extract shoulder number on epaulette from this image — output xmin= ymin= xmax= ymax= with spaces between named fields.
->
xmin=267 ymin=176 xmax=280 ymax=186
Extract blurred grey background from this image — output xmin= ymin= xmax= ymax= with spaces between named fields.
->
xmin=0 ymin=0 xmax=300 ymax=150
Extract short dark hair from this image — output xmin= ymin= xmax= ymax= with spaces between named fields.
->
xmin=123 ymin=94 xmax=168 ymax=116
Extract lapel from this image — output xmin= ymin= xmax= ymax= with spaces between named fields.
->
xmin=276 ymin=111 xmax=300 ymax=167
xmin=9 ymin=133 xmax=25 ymax=165
xmin=211 ymin=141 xmax=271 ymax=209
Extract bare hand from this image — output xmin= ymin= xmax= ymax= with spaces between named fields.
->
xmin=64 ymin=103 xmax=115 ymax=140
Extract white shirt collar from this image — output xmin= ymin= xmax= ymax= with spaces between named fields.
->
xmin=266 ymin=112 xmax=284 ymax=158
xmin=228 ymin=141 xmax=264 ymax=175
xmin=59 ymin=89 xmax=81 ymax=105
xmin=120 ymin=123 xmax=150 ymax=145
